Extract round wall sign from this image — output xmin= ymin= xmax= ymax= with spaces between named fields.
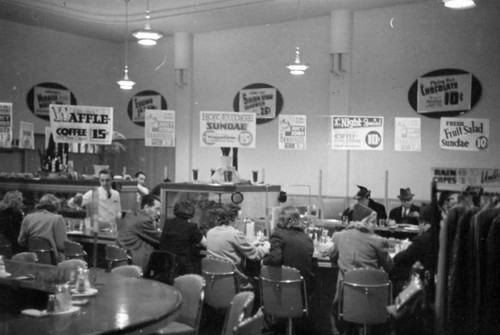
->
xmin=233 ymin=83 xmax=283 ymax=125
xmin=408 ymin=68 xmax=481 ymax=118
xmin=26 ymin=82 xmax=77 ymax=121
xmin=127 ymin=90 xmax=167 ymax=126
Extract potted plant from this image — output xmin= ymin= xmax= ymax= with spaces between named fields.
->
xmin=93 ymin=130 xmax=126 ymax=176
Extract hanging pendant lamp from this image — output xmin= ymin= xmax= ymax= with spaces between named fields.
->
xmin=132 ymin=0 xmax=163 ymax=46
xmin=117 ymin=0 xmax=135 ymax=90
xmin=286 ymin=47 xmax=310 ymax=75
xmin=443 ymin=0 xmax=476 ymax=9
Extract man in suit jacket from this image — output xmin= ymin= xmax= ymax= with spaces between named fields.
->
xmin=342 ymin=185 xmax=387 ymax=221
xmin=389 ymin=188 xmax=420 ymax=225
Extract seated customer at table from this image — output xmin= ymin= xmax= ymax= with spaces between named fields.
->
xmin=329 ymin=212 xmax=393 ymax=334
xmin=159 ymin=200 xmax=207 ymax=275
xmin=0 ymin=190 xmax=25 ymax=254
xmin=206 ymin=203 xmax=269 ymax=278
xmin=117 ymin=194 xmax=162 ymax=271
xmin=342 ymin=185 xmax=387 ymax=221
xmin=389 ymin=187 xmax=421 ymax=225
xmin=18 ymin=194 xmax=67 ymax=262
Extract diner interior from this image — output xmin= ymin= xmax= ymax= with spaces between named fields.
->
xmin=1 ymin=0 xmax=500 ymax=334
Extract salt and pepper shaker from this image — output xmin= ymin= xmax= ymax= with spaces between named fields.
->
xmin=46 ymin=294 xmax=56 ymax=313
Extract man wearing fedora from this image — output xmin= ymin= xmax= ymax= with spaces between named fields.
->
xmin=389 ymin=188 xmax=421 ymax=224
xmin=342 ymin=185 xmax=387 ymax=221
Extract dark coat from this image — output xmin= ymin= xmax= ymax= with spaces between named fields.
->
xmin=389 ymin=204 xmax=421 ymax=224
xmin=393 ymin=227 xmax=437 ymax=274
xmin=369 ymin=199 xmax=387 ymax=220
xmin=0 ymin=208 xmax=24 ymax=253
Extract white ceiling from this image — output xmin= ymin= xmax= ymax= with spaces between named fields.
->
xmin=0 ymin=0 xmax=431 ymax=43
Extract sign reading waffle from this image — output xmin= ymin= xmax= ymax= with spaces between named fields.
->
xmin=332 ymin=116 xmax=384 ymax=150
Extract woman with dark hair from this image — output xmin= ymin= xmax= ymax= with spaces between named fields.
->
xmin=206 ymin=203 xmax=269 ymax=275
xmin=0 ymin=191 xmax=25 ymax=254
xmin=159 ymin=200 xmax=206 ymax=275
xmin=18 ymin=194 xmax=67 ymax=262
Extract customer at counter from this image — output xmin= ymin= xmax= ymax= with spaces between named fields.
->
xmin=389 ymin=188 xmax=420 ymax=225
xmin=206 ymin=203 xmax=269 ymax=281
xmin=342 ymin=185 xmax=387 ymax=221
xmin=18 ymin=194 xmax=67 ymax=262
xmin=68 ymin=169 xmax=122 ymax=231
xmin=0 ymin=190 xmax=25 ymax=254
xmin=329 ymin=212 xmax=393 ymax=334
xmin=117 ymin=194 xmax=162 ymax=271
xmin=135 ymin=171 xmax=149 ymax=206
xmin=159 ymin=200 xmax=207 ymax=275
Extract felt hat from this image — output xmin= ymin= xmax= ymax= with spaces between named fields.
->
xmin=353 ymin=185 xmax=371 ymax=199
xmin=397 ymin=188 xmax=415 ymax=201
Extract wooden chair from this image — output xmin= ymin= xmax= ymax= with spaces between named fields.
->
xmin=259 ymin=266 xmax=308 ymax=335
xmin=154 ymin=274 xmax=205 ymax=335
xmin=28 ymin=237 xmax=56 ymax=265
xmin=222 ymin=291 xmax=255 ymax=335
xmin=11 ymin=252 xmax=38 ymax=263
xmin=232 ymin=307 xmax=264 ymax=335
xmin=111 ymin=265 xmax=144 ymax=278
xmin=338 ymin=268 xmax=392 ymax=335
xmin=64 ymin=240 xmax=87 ymax=261
xmin=105 ymin=244 xmax=130 ymax=272
xmin=144 ymin=250 xmax=179 ymax=285
xmin=201 ymin=257 xmax=239 ymax=311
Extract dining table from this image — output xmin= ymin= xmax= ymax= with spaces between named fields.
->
xmin=0 ymin=260 xmax=182 ymax=335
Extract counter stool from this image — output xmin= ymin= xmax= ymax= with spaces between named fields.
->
xmin=201 ymin=257 xmax=239 ymax=311
xmin=105 ymin=244 xmax=130 ymax=272
xmin=222 ymin=291 xmax=255 ymax=335
xmin=28 ymin=237 xmax=56 ymax=265
xmin=233 ymin=307 xmax=265 ymax=335
xmin=111 ymin=265 xmax=143 ymax=278
xmin=64 ymin=240 xmax=87 ymax=261
xmin=11 ymin=252 xmax=38 ymax=263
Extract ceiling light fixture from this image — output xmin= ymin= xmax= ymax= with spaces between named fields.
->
xmin=443 ymin=0 xmax=476 ymax=9
xmin=132 ymin=0 xmax=163 ymax=46
xmin=117 ymin=0 xmax=135 ymax=90
xmin=286 ymin=0 xmax=309 ymax=76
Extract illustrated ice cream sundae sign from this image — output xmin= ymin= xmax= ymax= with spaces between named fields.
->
xmin=200 ymin=111 xmax=256 ymax=148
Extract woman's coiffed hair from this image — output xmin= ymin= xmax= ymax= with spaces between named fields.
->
xmin=0 ymin=190 xmax=23 ymax=211
xmin=174 ymin=200 xmax=196 ymax=219
xmin=35 ymin=193 xmax=61 ymax=213
xmin=276 ymin=206 xmax=306 ymax=231
xmin=213 ymin=203 xmax=240 ymax=226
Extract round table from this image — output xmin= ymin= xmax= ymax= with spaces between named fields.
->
xmin=0 ymin=268 xmax=181 ymax=335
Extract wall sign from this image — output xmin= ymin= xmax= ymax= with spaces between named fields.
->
xmin=331 ymin=116 xmax=384 ymax=151
xmin=232 ymin=83 xmax=283 ymax=125
xmin=127 ymin=90 xmax=167 ymax=126
xmin=27 ymin=82 xmax=77 ymax=121
xmin=408 ymin=69 xmax=481 ymax=118
xmin=439 ymin=117 xmax=489 ymax=151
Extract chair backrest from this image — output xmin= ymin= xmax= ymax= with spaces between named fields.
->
xmin=339 ymin=268 xmax=392 ymax=325
xmin=0 ymin=233 xmax=13 ymax=259
xmin=173 ymin=274 xmax=205 ymax=332
xmin=11 ymin=252 xmax=38 ymax=263
xmin=64 ymin=241 xmax=87 ymax=261
xmin=201 ymin=257 xmax=239 ymax=309
xmin=143 ymin=250 xmax=179 ymax=285
xmin=111 ymin=265 xmax=144 ymax=278
xmin=259 ymin=265 xmax=307 ymax=319
xmin=28 ymin=237 xmax=56 ymax=265
xmin=57 ymin=259 xmax=88 ymax=270
xmin=105 ymin=244 xmax=130 ymax=272
xmin=232 ymin=307 xmax=265 ymax=335
xmin=222 ymin=291 xmax=255 ymax=335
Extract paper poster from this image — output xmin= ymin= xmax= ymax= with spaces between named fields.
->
xmin=395 ymin=117 xmax=421 ymax=151
xmin=0 ymin=102 xmax=13 ymax=148
xmin=439 ymin=117 xmax=489 ymax=151
xmin=332 ymin=116 xmax=384 ymax=150
xmin=34 ymin=86 xmax=70 ymax=116
xmin=132 ymin=94 xmax=162 ymax=122
xmin=145 ymin=109 xmax=176 ymax=147
xmin=200 ymin=111 xmax=256 ymax=148
xmin=417 ymin=73 xmax=472 ymax=114
xmin=279 ymin=115 xmax=306 ymax=150
xmin=433 ymin=167 xmax=500 ymax=187
xmin=49 ymin=104 xmax=113 ymax=145
xmin=239 ymin=88 xmax=276 ymax=119
xmin=19 ymin=121 xmax=34 ymax=149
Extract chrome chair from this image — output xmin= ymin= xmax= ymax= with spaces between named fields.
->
xmin=111 ymin=265 xmax=144 ymax=278
xmin=338 ymin=268 xmax=392 ymax=335
xmin=28 ymin=237 xmax=56 ymax=265
xmin=11 ymin=252 xmax=38 ymax=263
xmin=201 ymin=257 xmax=239 ymax=311
xmin=154 ymin=274 xmax=205 ymax=335
xmin=222 ymin=291 xmax=255 ymax=335
xmin=232 ymin=307 xmax=265 ymax=335
xmin=64 ymin=240 xmax=87 ymax=261
xmin=105 ymin=244 xmax=130 ymax=272
xmin=259 ymin=265 xmax=308 ymax=335
xmin=144 ymin=250 xmax=179 ymax=285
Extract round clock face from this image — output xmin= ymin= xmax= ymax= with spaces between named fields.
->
xmin=231 ymin=191 xmax=244 ymax=205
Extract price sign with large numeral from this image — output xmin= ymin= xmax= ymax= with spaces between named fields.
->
xmin=332 ymin=116 xmax=384 ymax=151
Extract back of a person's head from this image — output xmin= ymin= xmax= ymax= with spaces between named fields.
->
xmin=277 ymin=206 xmax=305 ymax=230
xmin=0 ymin=190 xmax=23 ymax=211
xmin=36 ymin=194 xmax=60 ymax=212
xmin=141 ymin=193 xmax=160 ymax=209
xmin=214 ymin=203 xmax=240 ymax=226
xmin=438 ymin=191 xmax=452 ymax=207
xmin=419 ymin=203 xmax=434 ymax=223
xmin=173 ymin=201 xmax=195 ymax=219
